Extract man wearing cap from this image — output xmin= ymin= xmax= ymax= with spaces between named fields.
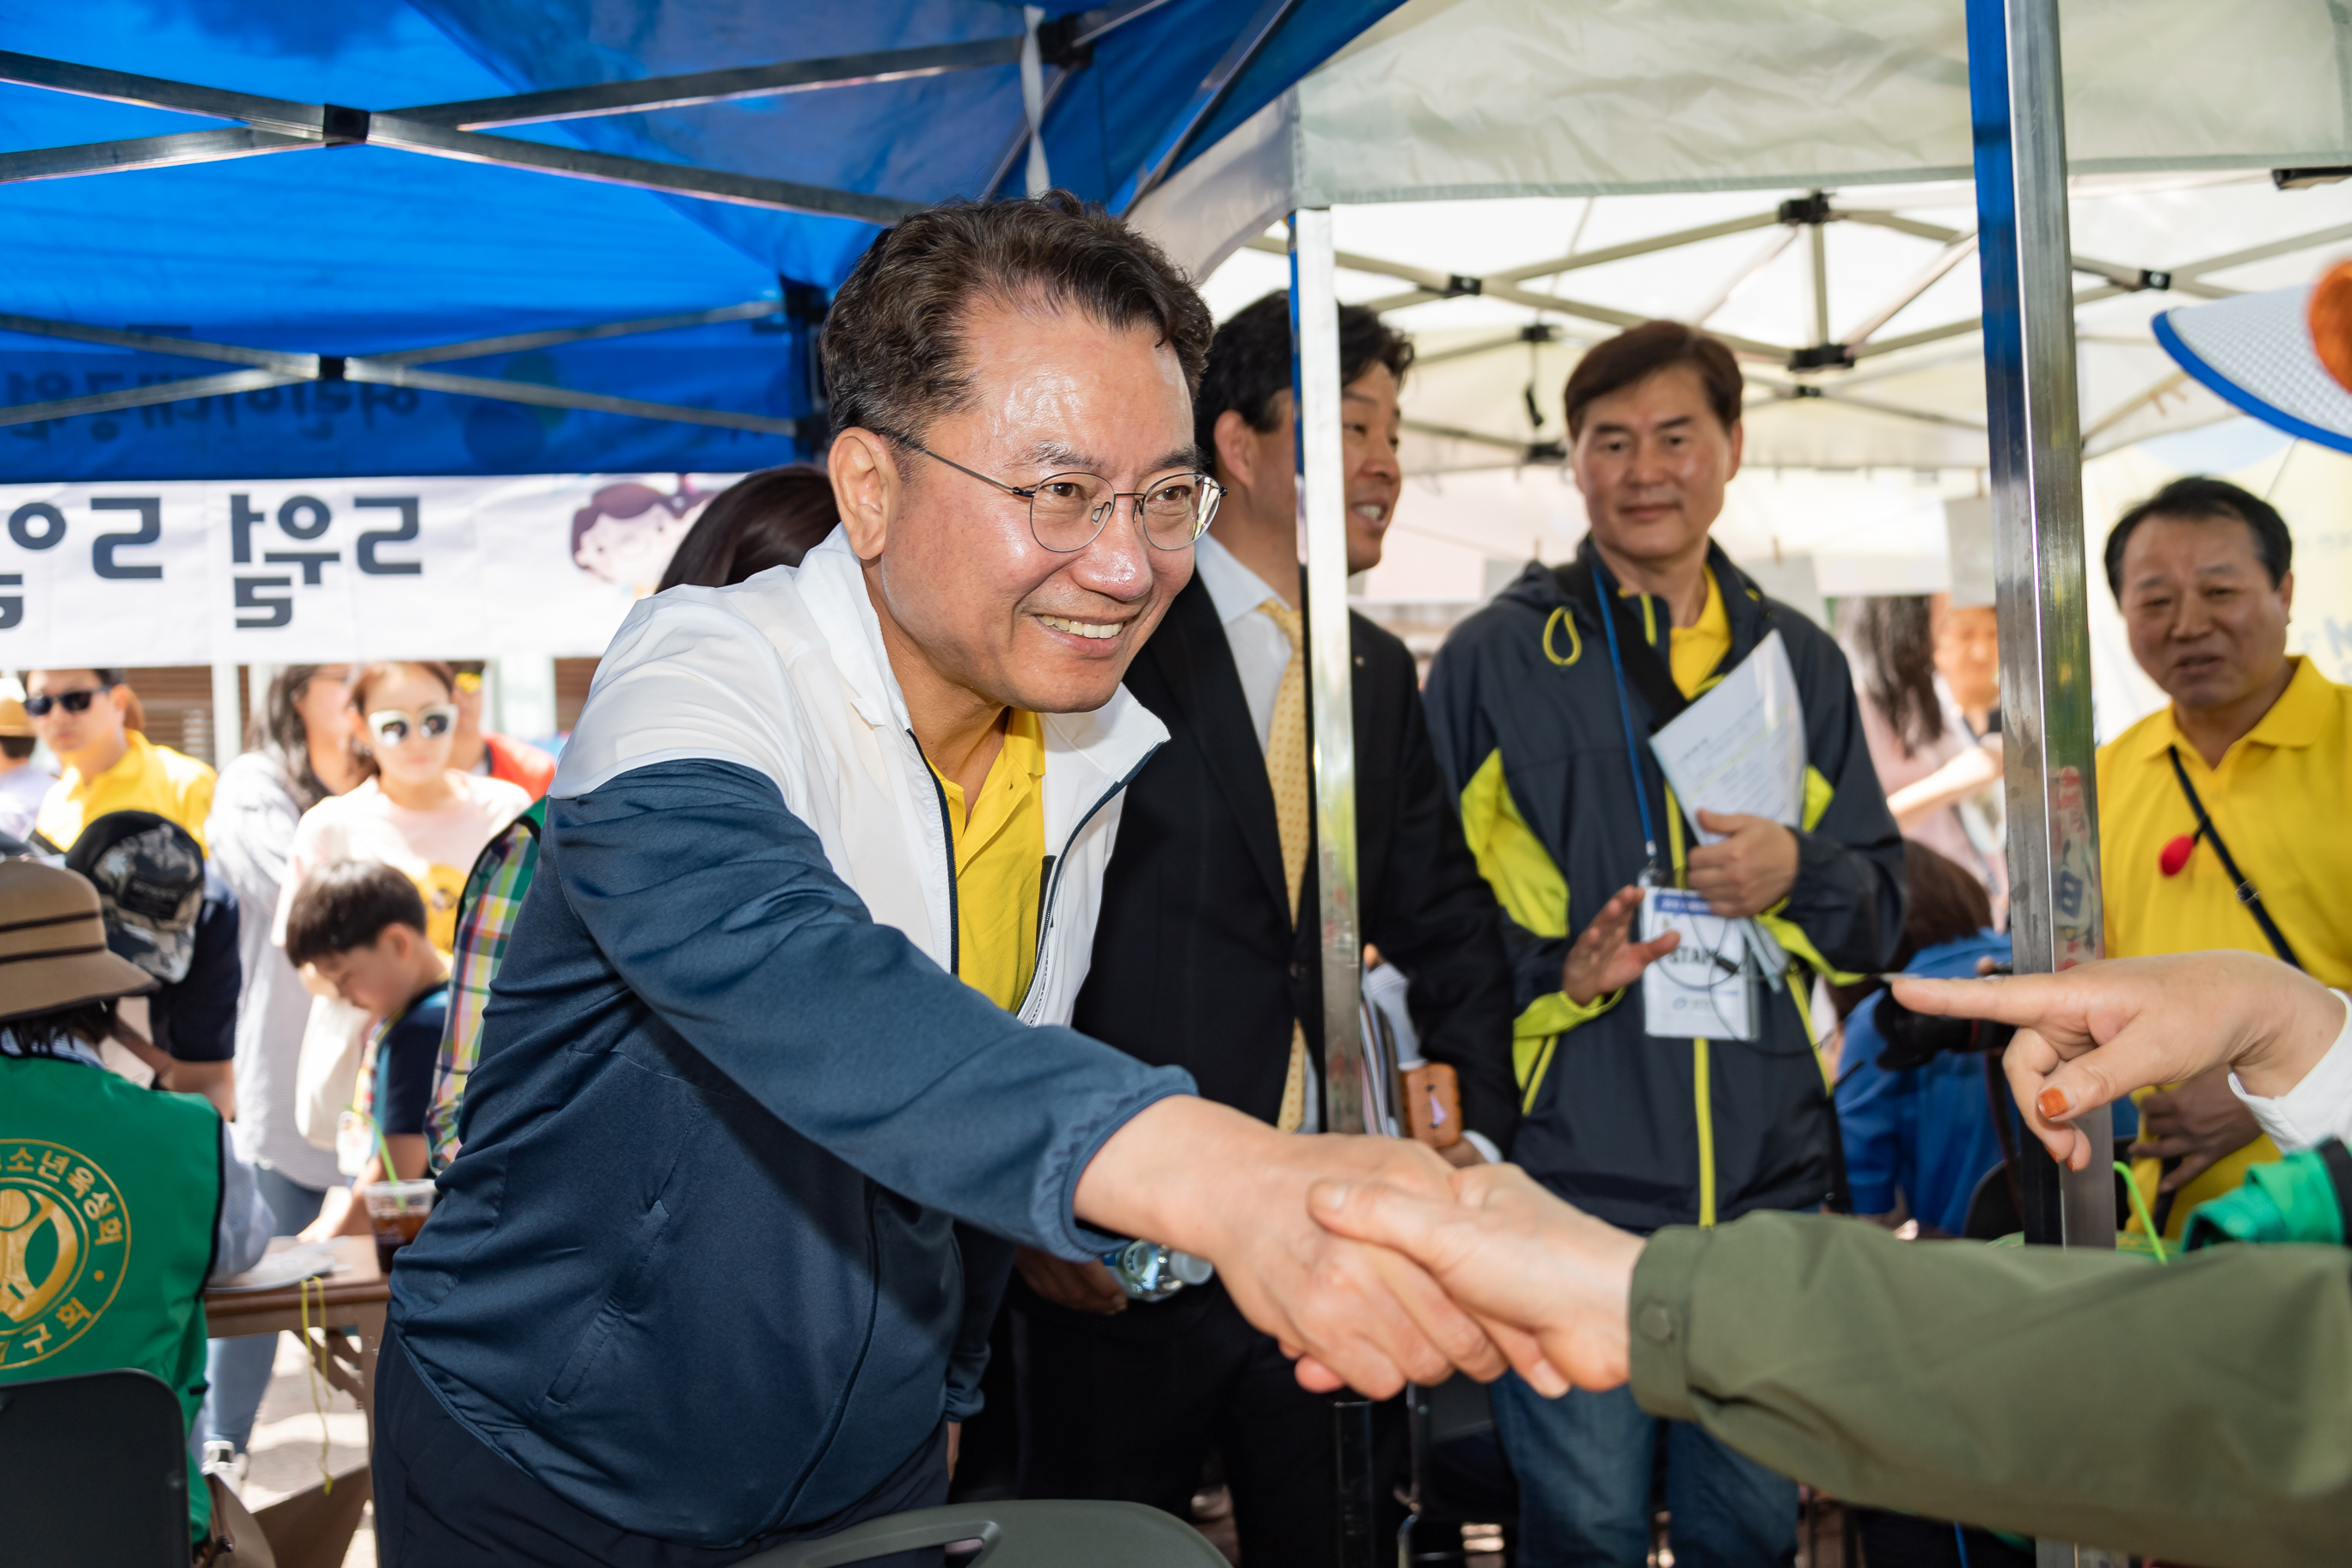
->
xmin=0 ymin=859 xmax=273 ymax=1552
xmin=2098 ymin=475 xmax=2352 ymax=1235
xmin=65 ymin=811 xmax=242 ymax=1121
xmin=25 ymin=668 xmax=216 ymax=854
xmin=0 ymin=677 xmax=55 ymax=843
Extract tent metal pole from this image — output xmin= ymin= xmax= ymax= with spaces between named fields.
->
xmin=1842 ymin=234 xmax=1978 ymax=346
xmin=0 ymin=48 xmax=331 ymax=132
xmin=0 ymin=52 xmax=916 ymax=221
xmin=1293 ymin=204 xmax=1375 ymax=1568
xmin=0 ymin=371 xmax=305 ymax=428
xmin=0 ymin=308 xmax=805 ymax=433
xmin=0 ymin=363 xmax=797 ymax=437
xmin=1967 ymin=0 xmax=2118 ymax=1338
xmin=1847 ymin=281 xmax=2128 ymax=360
xmin=0 ymin=300 xmax=787 ymax=370
xmin=0 ymin=126 xmax=310 ymax=183
xmin=337 ymin=364 xmax=799 ymax=434
xmin=371 ymin=301 xmax=787 ymax=365
xmin=398 ymin=39 xmax=1027 ymax=128
xmin=1810 ymin=390 xmax=1987 ymax=432
xmin=2170 ymin=220 xmax=2352 ymax=281
xmin=1692 ymin=228 xmax=1800 ymax=327
xmin=359 ymin=115 xmax=919 ymax=223
xmin=0 ymin=312 xmax=318 ymax=371
xmin=1847 ymin=207 xmax=2238 ymax=302
xmin=1486 ymin=211 xmax=1785 ymax=284
xmin=1288 ymin=207 xmax=1366 ymax=1136
xmin=1809 ymin=217 xmax=1833 ymax=346
xmin=2082 ymin=368 xmax=2194 ymax=446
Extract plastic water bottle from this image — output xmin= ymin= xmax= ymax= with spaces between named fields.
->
xmin=1101 ymin=1239 xmax=1215 ymax=1302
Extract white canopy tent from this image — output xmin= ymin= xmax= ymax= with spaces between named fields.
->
xmin=1140 ymin=0 xmax=2352 ymax=1279
xmin=1140 ymin=0 xmax=2352 ymax=277
xmin=1136 ymin=0 xmax=2352 ymax=738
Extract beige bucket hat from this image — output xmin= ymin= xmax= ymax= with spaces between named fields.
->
xmin=0 ymin=676 xmax=30 ymax=738
xmin=0 ymin=860 xmax=158 ymax=1024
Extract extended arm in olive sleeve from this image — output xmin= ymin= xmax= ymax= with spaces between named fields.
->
xmin=1628 ymin=1212 xmax=2352 ymax=1568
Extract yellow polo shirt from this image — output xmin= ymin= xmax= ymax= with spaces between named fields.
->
xmin=35 ymin=730 xmax=216 ymax=854
xmin=2098 ymin=656 xmax=2352 ymax=1231
xmin=1668 ymin=567 xmax=1731 ymax=697
xmin=928 ymin=708 xmax=1047 ymax=1014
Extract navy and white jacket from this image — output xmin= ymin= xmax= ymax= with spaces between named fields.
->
xmin=389 ymin=530 xmax=1192 ymax=1547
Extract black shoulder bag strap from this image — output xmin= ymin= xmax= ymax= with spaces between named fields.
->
xmin=1554 ymin=559 xmax=1691 ymax=730
xmin=2166 ymin=744 xmax=2303 ymax=971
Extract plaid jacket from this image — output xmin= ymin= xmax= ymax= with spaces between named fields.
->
xmin=427 ymin=797 xmax=545 ymax=1173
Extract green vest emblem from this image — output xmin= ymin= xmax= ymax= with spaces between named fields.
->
xmin=0 ymin=1139 xmax=132 ymax=1371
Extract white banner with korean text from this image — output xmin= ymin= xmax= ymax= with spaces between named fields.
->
xmin=0 ymin=473 xmax=748 ymax=667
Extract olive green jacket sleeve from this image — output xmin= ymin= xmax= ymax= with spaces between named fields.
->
xmin=1628 ymin=1212 xmax=2352 ymax=1568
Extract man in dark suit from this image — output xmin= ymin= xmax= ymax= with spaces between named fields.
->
xmin=1009 ymin=293 xmax=1519 ymax=1564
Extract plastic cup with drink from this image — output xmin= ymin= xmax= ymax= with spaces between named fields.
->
xmin=363 ymin=1179 xmax=437 ymax=1277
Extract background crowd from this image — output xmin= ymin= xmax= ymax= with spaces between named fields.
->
xmin=1 ymin=254 xmax=2340 ymax=1568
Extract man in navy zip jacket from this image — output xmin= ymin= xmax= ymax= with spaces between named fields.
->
xmin=374 ymin=194 xmax=1512 ymax=1566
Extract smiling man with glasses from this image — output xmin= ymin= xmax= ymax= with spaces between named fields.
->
xmin=373 ymin=194 xmax=1506 ymax=1568
xmin=25 ymin=667 xmax=216 ymax=854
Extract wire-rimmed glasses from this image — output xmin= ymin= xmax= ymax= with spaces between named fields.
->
xmin=879 ymin=430 xmax=1221 ymax=552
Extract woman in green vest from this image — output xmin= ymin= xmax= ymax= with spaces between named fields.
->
xmin=0 ymin=858 xmax=273 ymax=1551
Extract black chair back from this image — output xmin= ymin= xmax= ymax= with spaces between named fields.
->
xmin=0 ymin=1367 xmax=191 ymax=1565
xmin=734 ymin=1499 xmax=1228 ymax=1566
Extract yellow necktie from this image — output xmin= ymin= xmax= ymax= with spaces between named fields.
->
xmin=1259 ymin=597 xmax=1312 ymax=1133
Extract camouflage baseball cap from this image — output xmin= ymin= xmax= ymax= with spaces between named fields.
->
xmin=63 ymin=811 xmax=205 ymax=984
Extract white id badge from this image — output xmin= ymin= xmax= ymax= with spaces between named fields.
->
xmin=1640 ymin=888 xmax=1756 ymax=1041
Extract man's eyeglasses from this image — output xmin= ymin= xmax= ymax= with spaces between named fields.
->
xmin=25 ymin=685 xmax=111 ymax=717
xmin=879 ymin=431 xmax=1221 ymax=553
xmin=367 ymin=705 xmax=459 ymax=748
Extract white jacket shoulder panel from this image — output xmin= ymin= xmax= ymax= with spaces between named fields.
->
xmin=549 ymin=529 xmax=1170 ymax=1024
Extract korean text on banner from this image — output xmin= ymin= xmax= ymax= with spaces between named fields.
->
xmin=0 ymin=475 xmax=743 ymax=667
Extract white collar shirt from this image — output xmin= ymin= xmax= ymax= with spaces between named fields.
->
xmin=1191 ymin=531 xmax=1298 ymax=755
xmin=1189 ymin=530 xmax=1332 ymax=1133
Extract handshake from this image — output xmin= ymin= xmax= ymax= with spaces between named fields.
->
xmin=1073 ymin=949 xmax=2352 ymax=1400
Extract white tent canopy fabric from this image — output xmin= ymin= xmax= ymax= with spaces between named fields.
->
xmin=1140 ymin=0 xmax=2352 ymax=751
xmin=1140 ymin=0 xmax=2352 ymax=477
xmin=1139 ymin=0 xmax=2352 ymax=277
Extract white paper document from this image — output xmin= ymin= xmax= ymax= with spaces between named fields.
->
xmin=1648 ymin=629 xmax=1806 ymax=843
xmin=1640 ymin=888 xmax=1755 ymax=1041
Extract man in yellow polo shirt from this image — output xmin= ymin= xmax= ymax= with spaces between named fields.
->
xmin=26 ymin=668 xmax=215 ymax=854
xmin=928 ymin=707 xmax=1047 ymax=1014
xmin=925 ymin=705 xmax=1047 ymax=1482
xmin=2098 ymin=475 xmax=2352 ymax=1234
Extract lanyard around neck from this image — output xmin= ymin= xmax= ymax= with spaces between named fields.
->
xmin=1589 ymin=556 xmax=1661 ymax=867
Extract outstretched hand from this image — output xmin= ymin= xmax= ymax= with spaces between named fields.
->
xmin=1074 ymin=1099 xmax=1526 ymax=1400
xmin=1892 ymin=952 xmax=2345 ymax=1173
xmin=1564 ymin=885 xmax=1680 ymax=1005
xmin=1299 ymin=1162 xmax=1645 ymax=1397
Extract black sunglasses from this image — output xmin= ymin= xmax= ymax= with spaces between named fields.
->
xmin=25 ymin=685 xmax=112 ymax=717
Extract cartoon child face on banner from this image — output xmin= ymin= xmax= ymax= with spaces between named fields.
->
xmin=570 ymin=475 xmax=711 ymax=593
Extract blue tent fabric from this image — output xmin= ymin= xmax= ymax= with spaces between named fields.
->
xmin=0 ymin=0 xmax=1397 ymax=481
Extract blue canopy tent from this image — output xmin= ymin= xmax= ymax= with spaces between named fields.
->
xmin=0 ymin=0 xmax=1398 ymax=481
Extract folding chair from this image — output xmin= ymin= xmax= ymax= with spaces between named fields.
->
xmin=0 ymin=1367 xmax=192 ymax=1566
xmin=1398 ymin=1374 xmax=1520 ymax=1565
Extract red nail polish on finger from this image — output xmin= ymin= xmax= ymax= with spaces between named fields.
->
xmin=2037 ymin=1087 xmax=2071 ymax=1119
